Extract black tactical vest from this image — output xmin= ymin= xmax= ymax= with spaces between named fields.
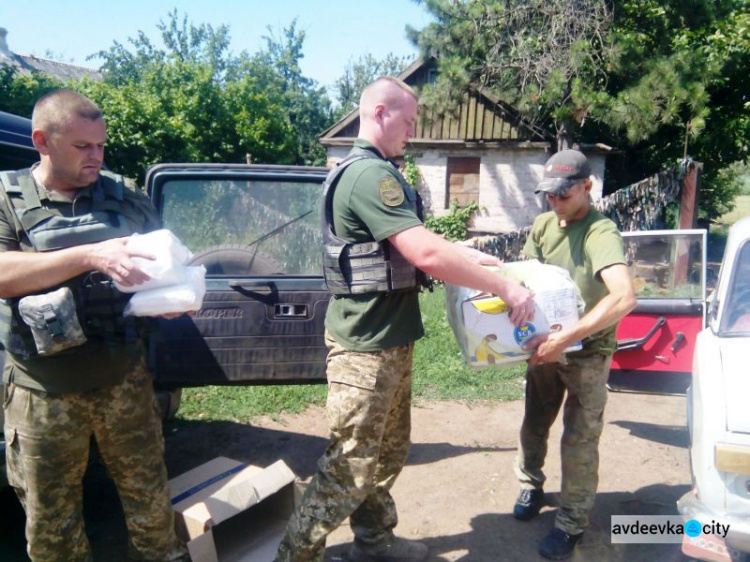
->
xmin=0 ymin=169 xmax=144 ymax=359
xmin=322 ymin=146 xmax=431 ymax=296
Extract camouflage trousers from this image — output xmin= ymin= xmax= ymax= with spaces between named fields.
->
xmin=277 ymin=332 xmax=414 ymax=562
xmin=3 ymin=361 xmax=188 ymax=562
xmin=514 ymin=353 xmax=612 ymax=535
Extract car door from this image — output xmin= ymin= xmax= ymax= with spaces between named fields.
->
xmin=608 ymin=229 xmax=708 ymax=394
xmin=0 ymin=110 xmax=39 ymax=485
xmin=145 ymin=163 xmax=331 ymax=387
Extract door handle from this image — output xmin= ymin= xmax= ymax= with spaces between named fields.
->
xmin=275 ymin=304 xmax=308 ymax=318
xmin=616 ymin=316 xmax=666 ymax=352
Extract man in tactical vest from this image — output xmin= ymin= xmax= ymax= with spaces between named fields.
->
xmin=277 ymin=77 xmax=536 ymax=562
xmin=0 ymin=90 xmax=187 ymax=561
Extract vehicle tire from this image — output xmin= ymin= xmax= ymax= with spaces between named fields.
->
xmin=189 ymin=245 xmax=284 ymax=275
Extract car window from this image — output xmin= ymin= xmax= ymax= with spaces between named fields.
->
xmin=622 ymin=230 xmax=705 ymax=299
xmin=1 ymin=110 xmax=38 ymax=170
xmin=0 ymin=144 xmax=39 ymax=170
xmin=157 ymin=178 xmax=323 ymax=275
xmin=720 ymin=241 xmax=750 ymax=335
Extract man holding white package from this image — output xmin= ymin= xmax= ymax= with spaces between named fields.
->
xmin=0 ymin=90 xmax=187 ymax=561
xmin=513 ymin=149 xmax=636 ymax=560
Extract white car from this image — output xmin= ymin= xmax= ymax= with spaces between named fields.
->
xmin=679 ymin=216 xmax=750 ymax=561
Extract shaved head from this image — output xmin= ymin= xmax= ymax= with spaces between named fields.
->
xmin=32 ymin=90 xmax=103 ymax=136
xmin=358 ymin=77 xmax=418 ymax=158
xmin=30 ymin=89 xmax=107 ymax=194
xmin=359 ymin=77 xmax=417 ymax=121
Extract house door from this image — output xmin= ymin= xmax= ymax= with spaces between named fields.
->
xmin=446 ymin=157 xmax=480 ymax=208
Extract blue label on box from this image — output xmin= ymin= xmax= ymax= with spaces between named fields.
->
xmin=513 ymin=323 xmax=536 ymax=346
xmin=170 ymin=463 xmax=246 ymax=505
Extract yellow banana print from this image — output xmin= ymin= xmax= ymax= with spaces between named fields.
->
xmin=471 ymin=298 xmax=508 ymax=315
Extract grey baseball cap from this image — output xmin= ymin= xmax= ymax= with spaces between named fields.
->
xmin=535 ymin=149 xmax=591 ymax=195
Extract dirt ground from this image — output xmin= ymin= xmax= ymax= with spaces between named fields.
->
xmin=0 ymin=390 xmax=693 ymax=561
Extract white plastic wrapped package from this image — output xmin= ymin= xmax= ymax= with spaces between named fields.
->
xmin=445 ymin=260 xmax=585 ymax=367
xmin=114 ymin=229 xmax=195 ymax=293
xmin=123 ymin=265 xmax=206 ymax=317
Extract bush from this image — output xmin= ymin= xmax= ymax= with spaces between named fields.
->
xmin=424 ymin=200 xmax=479 ymax=242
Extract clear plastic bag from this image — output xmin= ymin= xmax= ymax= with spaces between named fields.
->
xmin=123 ymin=266 xmax=206 ymax=317
xmin=114 ymin=229 xmax=195 ymax=293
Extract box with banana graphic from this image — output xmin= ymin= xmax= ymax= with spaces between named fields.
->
xmin=445 ymin=261 xmax=584 ymax=367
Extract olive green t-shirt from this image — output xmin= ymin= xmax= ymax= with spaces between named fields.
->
xmin=523 ymin=208 xmax=626 ymax=355
xmin=325 ymin=140 xmax=425 ymax=352
xmin=0 ymin=169 xmax=160 ymax=393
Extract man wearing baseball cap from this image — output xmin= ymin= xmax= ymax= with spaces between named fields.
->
xmin=511 ymin=149 xmax=637 ymax=559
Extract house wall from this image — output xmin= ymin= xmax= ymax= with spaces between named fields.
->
xmin=326 ymin=147 xmax=350 ymax=167
xmin=325 ymin=146 xmax=606 ymax=234
xmin=417 ymin=148 xmax=605 ymax=233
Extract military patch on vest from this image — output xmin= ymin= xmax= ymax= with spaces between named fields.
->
xmin=379 ymin=177 xmax=404 ymax=207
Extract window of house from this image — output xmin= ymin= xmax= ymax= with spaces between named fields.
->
xmin=446 ymin=157 xmax=480 ymax=208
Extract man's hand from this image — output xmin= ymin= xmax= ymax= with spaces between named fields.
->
xmin=523 ymin=262 xmax=636 ymax=364
xmin=524 ymin=332 xmax=570 ymax=365
xmin=89 ymin=237 xmax=155 ymax=287
xmin=500 ymin=282 xmax=535 ymax=326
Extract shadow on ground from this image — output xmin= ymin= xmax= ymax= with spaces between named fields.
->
xmin=609 ymin=420 xmax=689 ymax=448
xmin=163 ymin=418 xmax=511 ymax=479
xmin=326 ymin=483 xmax=693 ymax=562
xmin=0 ymin=419 xmax=513 ymax=561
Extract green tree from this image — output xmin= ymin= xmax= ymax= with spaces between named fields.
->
xmin=4 ymin=11 xmax=334 ymax=173
xmin=598 ymin=0 xmax=749 ymax=219
xmin=78 ymin=61 xmax=295 ymax=182
xmin=333 ymin=53 xmax=412 ymax=116
xmin=412 ymin=0 xmax=750 ymax=222
xmin=0 ymin=66 xmax=62 ymax=117
xmin=248 ymin=20 xmax=334 ymax=166
xmin=84 ymin=11 xmax=303 ymax=180
xmin=93 ymin=9 xmax=232 ymax=86
xmin=411 ymin=0 xmax=614 ymax=150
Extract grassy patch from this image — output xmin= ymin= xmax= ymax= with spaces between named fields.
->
xmin=412 ymin=285 xmax=526 ymax=403
xmin=177 ymin=286 xmax=525 ymax=422
xmin=709 ymin=195 xmax=750 ymax=263
xmin=177 ymin=384 xmax=328 ymax=423
xmin=716 ymin=195 xmax=750 ymax=227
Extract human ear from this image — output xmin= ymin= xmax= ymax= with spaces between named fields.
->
xmin=31 ymin=130 xmax=50 ymax=154
xmin=374 ymin=104 xmax=387 ymax=121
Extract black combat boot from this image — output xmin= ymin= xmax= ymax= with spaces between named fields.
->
xmin=348 ymin=532 xmax=428 ymax=562
xmin=512 ymin=488 xmax=544 ymax=521
xmin=538 ymin=528 xmax=583 ymax=560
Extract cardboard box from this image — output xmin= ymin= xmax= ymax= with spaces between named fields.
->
xmin=169 ymin=456 xmax=297 ymax=562
xmin=445 ymin=261 xmax=583 ymax=367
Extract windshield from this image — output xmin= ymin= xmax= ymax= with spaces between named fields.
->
xmin=720 ymin=240 xmax=750 ymax=336
xmin=158 ymin=177 xmax=322 ymax=275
